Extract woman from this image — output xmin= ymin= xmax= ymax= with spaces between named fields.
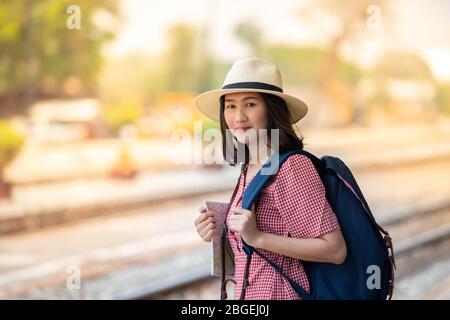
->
xmin=193 ymin=57 xmax=347 ymax=300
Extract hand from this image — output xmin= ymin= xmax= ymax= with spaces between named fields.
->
xmin=194 ymin=206 xmax=217 ymax=242
xmin=228 ymin=203 xmax=261 ymax=247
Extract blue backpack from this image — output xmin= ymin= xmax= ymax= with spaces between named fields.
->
xmin=236 ymin=149 xmax=396 ymax=300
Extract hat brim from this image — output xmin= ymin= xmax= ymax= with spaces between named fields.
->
xmin=194 ymin=88 xmax=308 ymax=124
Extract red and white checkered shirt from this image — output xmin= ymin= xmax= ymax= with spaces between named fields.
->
xmin=226 ymin=154 xmax=340 ymax=300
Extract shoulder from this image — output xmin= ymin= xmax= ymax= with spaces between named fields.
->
xmin=267 ymin=152 xmax=323 ymax=193
xmin=278 ymin=153 xmax=316 ymax=177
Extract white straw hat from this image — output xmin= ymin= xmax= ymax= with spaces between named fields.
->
xmin=194 ymin=57 xmax=308 ymax=123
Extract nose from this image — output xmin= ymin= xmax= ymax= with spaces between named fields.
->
xmin=234 ymin=106 xmax=248 ymax=123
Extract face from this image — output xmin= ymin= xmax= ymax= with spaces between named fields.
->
xmin=223 ymin=92 xmax=268 ymax=145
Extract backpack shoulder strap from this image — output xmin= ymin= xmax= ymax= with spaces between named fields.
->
xmin=241 ymin=150 xmax=305 ymax=210
xmin=238 ymin=150 xmax=313 ymax=300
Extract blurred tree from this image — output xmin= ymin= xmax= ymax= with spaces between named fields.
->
xmin=367 ymin=52 xmax=438 ymax=122
xmin=99 ymin=52 xmax=166 ymax=108
xmin=0 ymin=0 xmax=120 ymax=116
xmin=165 ymin=23 xmax=198 ymax=92
xmin=375 ymin=52 xmax=434 ymax=80
xmin=435 ymin=82 xmax=450 ymax=115
xmin=101 ymin=101 xmax=143 ymax=136
xmin=0 ymin=120 xmax=24 ymax=198
xmin=195 ymin=53 xmax=216 ymax=93
xmin=0 ymin=120 xmax=23 ymax=174
xmin=165 ymin=22 xmax=221 ymax=94
xmin=264 ymin=45 xmax=361 ymax=87
xmin=195 ymin=0 xmax=219 ymax=94
xmin=297 ymin=0 xmax=390 ymax=90
xmin=294 ymin=0 xmax=392 ymax=126
xmin=233 ymin=20 xmax=264 ymax=56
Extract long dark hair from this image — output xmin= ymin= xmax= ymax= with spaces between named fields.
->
xmin=219 ymin=92 xmax=304 ymax=166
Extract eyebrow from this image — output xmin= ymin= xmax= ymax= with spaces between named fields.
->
xmin=224 ymin=96 xmax=259 ymax=102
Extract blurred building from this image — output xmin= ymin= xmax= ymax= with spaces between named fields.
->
xmin=28 ymin=99 xmax=107 ymax=142
xmin=357 ymin=77 xmax=437 ymax=124
xmin=138 ymin=92 xmax=200 ymax=138
xmin=386 ymin=79 xmax=436 ymax=120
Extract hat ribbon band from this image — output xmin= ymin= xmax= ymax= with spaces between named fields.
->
xmin=222 ymin=82 xmax=283 ymax=93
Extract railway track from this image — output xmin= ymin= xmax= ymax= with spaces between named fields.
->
xmin=119 ymin=205 xmax=450 ymax=300
xmin=1 ymin=151 xmax=449 ymax=300
xmin=3 ymin=137 xmax=450 ymax=235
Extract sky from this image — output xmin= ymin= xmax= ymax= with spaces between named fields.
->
xmin=104 ymin=0 xmax=450 ymax=81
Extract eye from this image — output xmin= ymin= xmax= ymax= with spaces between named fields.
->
xmin=225 ymin=105 xmax=235 ymax=109
xmin=245 ymin=103 xmax=255 ymax=107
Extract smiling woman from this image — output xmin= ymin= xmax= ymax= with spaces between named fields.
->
xmin=222 ymin=92 xmax=268 ymax=156
xmin=194 ymin=58 xmax=309 ymax=167
xmin=219 ymin=92 xmax=304 ymax=166
xmin=193 ymin=57 xmax=346 ymax=300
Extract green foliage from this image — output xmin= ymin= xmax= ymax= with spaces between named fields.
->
xmin=165 ymin=23 xmax=198 ymax=92
xmin=264 ymin=45 xmax=361 ymax=86
xmin=376 ymin=52 xmax=433 ymax=80
xmin=435 ymin=83 xmax=450 ymax=115
xmin=264 ymin=46 xmax=326 ymax=86
xmin=0 ymin=0 xmax=120 ymax=106
xmin=233 ymin=21 xmax=264 ymax=55
xmin=335 ymin=60 xmax=362 ymax=86
xmin=99 ymin=22 xmax=218 ymax=112
xmin=101 ymin=101 xmax=143 ymax=135
xmin=202 ymin=119 xmax=220 ymax=132
xmin=0 ymin=120 xmax=24 ymax=174
xmin=99 ymin=52 xmax=166 ymax=107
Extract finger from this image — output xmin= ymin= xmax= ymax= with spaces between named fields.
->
xmin=229 ymin=215 xmax=246 ymax=222
xmin=229 ymin=215 xmax=242 ymax=223
xmin=229 ymin=219 xmax=243 ymax=229
xmin=195 ymin=215 xmax=206 ymax=227
xmin=231 ymin=208 xmax=246 ymax=215
xmin=199 ymin=222 xmax=216 ymax=238
xmin=195 ymin=211 xmax=214 ymax=225
xmin=195 ymin=214 xmax=205 ymax=226
xmin=230 ymin=220 xmax=247 ymax=229
xmin=202 ymin=217 xmax=217 ymax=231
xmin=199 ymin=207 xmax=207 ymax=213
xmin=198 ymin=216 xmax=216 ymax=231
xmin=203 ymin=229 xmax=215 ymax=242
xmin=232 ymin=208 xmax=251 ymax=218
xmin=229 ymin=224 xmax=241 ymax=234
xmin=200 ymin=223 xmax=215 ymax=238
xmin=199 ymin=220 xmax=217 ymax=232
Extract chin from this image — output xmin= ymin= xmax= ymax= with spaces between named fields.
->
xmin=235 ymin=138 xmax=248 ymax=145
xmin=237 ymin=136 xmax=255 ymax=145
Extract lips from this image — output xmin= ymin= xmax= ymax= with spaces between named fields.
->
xmin=236 ymin=127 xmax=251 ymax=132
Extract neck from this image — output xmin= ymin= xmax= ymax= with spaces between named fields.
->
xmin=247 ymin=142 xmax=272 ymax=168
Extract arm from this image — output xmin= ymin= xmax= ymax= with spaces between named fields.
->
xmin=229 ymin=207 xmax=347 ymax=265
xmin=254 ymin=229 xmax=347 ymax=264
xmin=229 ymin=155 xmax=347 ymax=265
